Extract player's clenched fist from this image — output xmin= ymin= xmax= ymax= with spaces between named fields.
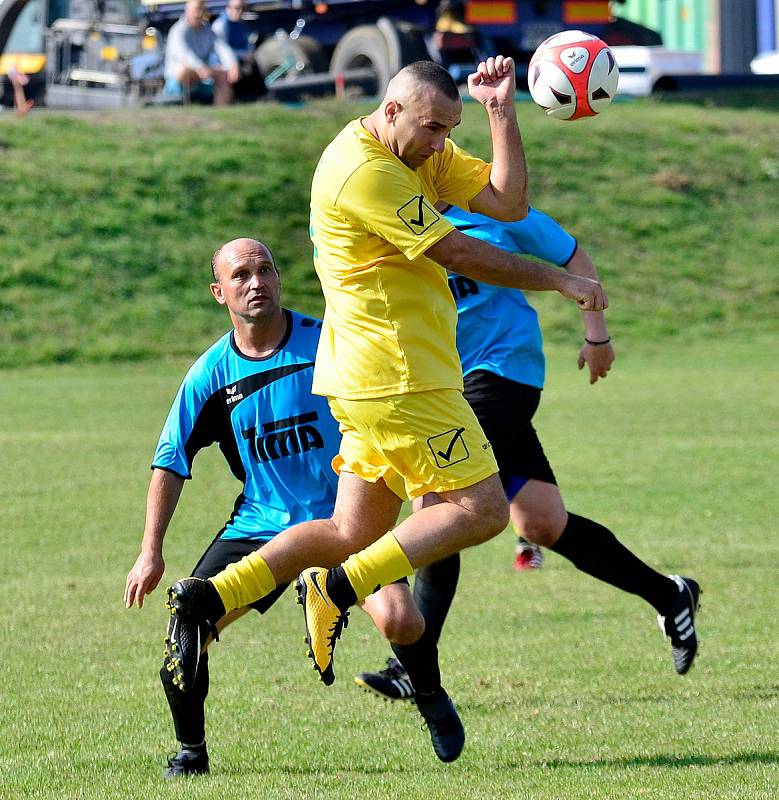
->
xmin=468 ymin=55 xmax=516 ymax=107
xmin=560 ymin=274 xmax=608 ymax=312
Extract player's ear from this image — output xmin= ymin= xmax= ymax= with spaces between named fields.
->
xmin=385 ymin=100 xmax=400 ymax=123
xmin=210 ymin=282 xmax=226 ymax=305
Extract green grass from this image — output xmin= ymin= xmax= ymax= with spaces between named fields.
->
xmin=1 ymin=339 xmax=777 ymax=798
xmin=0 ymin=98 xmax=778 ymax=366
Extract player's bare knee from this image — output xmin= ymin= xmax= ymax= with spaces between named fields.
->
xmin=472 ymin=496 xmax=510 ymax=543
xmin=518 ymin=513 xmax=566 ymax=547
xmin=366 ymin=592 xmax=425 ymax=644
xmin=321 ymin=516 xmax=360 ymax=559
xmin=382 ymin=606 xmax=425 ymax=645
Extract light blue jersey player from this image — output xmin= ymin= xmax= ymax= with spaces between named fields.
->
xmin=152 ymin=310 xmax=340 ymax=541
xmin=445 ymin=204 xmax=577 ymax=391
xmin=124 ymin=239 xmax=344 ymax=779
xmin=358 ymin=208 xmax=699 ymax=703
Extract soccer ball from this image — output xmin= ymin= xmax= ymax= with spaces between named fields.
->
xmin=528 ymin=30 xmax=619 ymax=121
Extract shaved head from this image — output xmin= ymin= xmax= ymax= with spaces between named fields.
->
xmin=383 ymin=61 xmax=460 ymax=104
xmin=209 ymin=236 xmax=282 ymax=333
xmin=211 ymin=238 xmax=275 ymax=281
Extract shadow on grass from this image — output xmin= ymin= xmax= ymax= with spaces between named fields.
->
xmin=537 ymin=751 xmax=779 ymax=769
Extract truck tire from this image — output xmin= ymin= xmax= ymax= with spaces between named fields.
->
xmin=376 ymin=17 xmax=430 ymax=74
xmin=256 ymin=34 xmax=327 ymax=79
xmin=329 ymin=24 xmax=392 ymax=97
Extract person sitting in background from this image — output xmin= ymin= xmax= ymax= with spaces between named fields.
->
xmin=212 ymin=0 xmax=252 ymax=61
xmin=212 ymin=1 xmax=264 ymax=101
xmin=164 ymin=0 xmax=239 ymax=105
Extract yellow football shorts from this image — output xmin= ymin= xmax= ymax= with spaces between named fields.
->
xmin=328 ymin=389 xmax=499 ymax=500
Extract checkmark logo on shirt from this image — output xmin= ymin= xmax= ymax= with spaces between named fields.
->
xmin=397 ymin=195 xmax=439 ymax=235
xmin=428 ymin=427 xmax=469 ymax=468
xmin=410 ymin=195 xmax=425 ymax=227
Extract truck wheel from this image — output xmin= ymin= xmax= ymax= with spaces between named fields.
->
xmin=376 ymin=17 xmax=430 ymax=74
xmin=256 ymin=34 xmax=327 ymax=79
xmin=329 ymin=24 xmax=391 ymax=97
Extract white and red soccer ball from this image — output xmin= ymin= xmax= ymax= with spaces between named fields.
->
xmin=528 ymin=30 xmax=619 ymax=120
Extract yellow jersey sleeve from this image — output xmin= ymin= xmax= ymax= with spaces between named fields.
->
xmin=424 ymin=138 xmax=492 ymax=212
xmin=336 ymin=159 xmax=454 ymax=263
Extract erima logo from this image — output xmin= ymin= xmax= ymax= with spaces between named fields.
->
xmin=242 ymin=412 xmax=324 ymax=462
xmin=448 ymin=274 xmax=480 ymax=300
xmin=225 ymin=385 xmax=244 ymax=405
xmin=561 ymin=47 xmax=589 ymax=74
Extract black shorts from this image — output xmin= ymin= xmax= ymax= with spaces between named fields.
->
xmin=191 ymin=537 xmax=289 ymax=614
xmin=463 ymin=370 xmax=556 ymax=498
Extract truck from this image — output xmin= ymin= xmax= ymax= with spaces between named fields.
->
xmin=1 ymin=0 xmax=660 ymax=108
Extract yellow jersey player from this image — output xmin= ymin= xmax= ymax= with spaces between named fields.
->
xmin=162 ymin=57 xmax=607 ymax=762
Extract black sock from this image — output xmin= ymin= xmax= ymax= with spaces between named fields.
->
xmin=325 ymin=566 xmax=357 ymax=612
xmin=161 ymin=651 xmax=209 ymax=745
xmin=391 ymin=627 xmax=442 ymax=696
xmin=386 ymin=555 xmax=460 ymax=696
xmin=551 ymin=512 xmax=678 ymax=614
xmin=204 ymin=581 xmax=226 ymax=623
xmin=413 ymin=554 xmax=460 ymax=645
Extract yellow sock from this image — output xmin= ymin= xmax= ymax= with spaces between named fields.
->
xmin=210 ymin=551 xmax=276 ymax=612
xmin=342 ymin=532 xmax=413 ymax=603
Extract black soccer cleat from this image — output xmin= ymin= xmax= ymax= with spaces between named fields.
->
xmin=658 ymin=575 xmax=701 ymax=675
xmin=355 ymin=657 xmax=415 ymax=702
xmin=164 ymin=746 xmax=209 ymax=778
xmin=416 ymin=689 xmax=465 ymax=763
xmin=164 ymin=578 xmax=225 ymax=692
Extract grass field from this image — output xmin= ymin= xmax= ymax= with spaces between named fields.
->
xmin=1 ymin=339 xmax=777 ymax=799
xmin=1 ymin=90 xmax=777 ymax=797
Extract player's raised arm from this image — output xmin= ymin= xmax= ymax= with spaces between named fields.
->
xmin=427 ymin=229 xmax=608 ymax=311
xmin=467 ymin=56 xmax=527 ymax=222
xmin=124 ymin=469 xmax=185 ymax=608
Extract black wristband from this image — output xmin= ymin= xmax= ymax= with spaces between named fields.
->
xmin=585 ymin=337 xmax=611 ymax=346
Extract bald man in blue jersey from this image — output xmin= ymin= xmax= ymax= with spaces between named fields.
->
xmin=355 ymin=206 xmax=701 ymax=703
xmin=123 ymin=238 xmax=345 ymax=777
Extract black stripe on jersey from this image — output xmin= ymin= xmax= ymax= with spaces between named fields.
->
xmin=221 ymin=362 xmax=314 ymax=415
xmin=184 ymin=362 xmax=315 ymax=482
xmin=262 ymin=411 xmax=318 ymax=433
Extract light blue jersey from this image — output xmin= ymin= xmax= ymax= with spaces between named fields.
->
xmin=152 ymin=310 xmax=341 ymax=541
xmin=445 ymin=206 xmax=577 ymax=389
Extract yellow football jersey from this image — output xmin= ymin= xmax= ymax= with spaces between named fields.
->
xmin=310 ymin=119 xmax=491 ymax=399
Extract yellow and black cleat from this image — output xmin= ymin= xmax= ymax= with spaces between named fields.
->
xmin=295 ymin=567 xmax=349 ymax=686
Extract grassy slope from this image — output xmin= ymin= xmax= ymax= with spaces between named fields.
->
xmin=0 ymin=98 xmax=778 ymax=367
xmin=0 ymin=343 xmax=777 ymax=798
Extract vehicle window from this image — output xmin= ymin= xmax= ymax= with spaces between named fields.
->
xmin=5 ymin=0 xmax=45 ymax=53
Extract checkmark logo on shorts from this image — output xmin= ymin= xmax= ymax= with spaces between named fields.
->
xmin=397 ymin=195 xmax=439 ymax=235
xmin=428 ymin=427 xmax=469 ymax=469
